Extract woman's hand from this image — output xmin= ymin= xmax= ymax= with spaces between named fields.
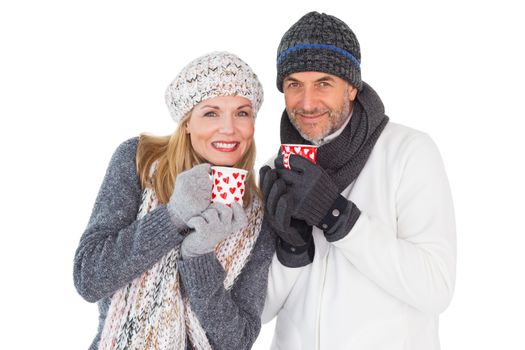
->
xmin=167 ymin=163 xmax=213 ymax=226
xmin=181 ymin=202 xmax=248 ymax=258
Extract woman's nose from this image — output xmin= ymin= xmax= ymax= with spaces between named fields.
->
xmin=218 ymin=115 xmax=235 ymax=134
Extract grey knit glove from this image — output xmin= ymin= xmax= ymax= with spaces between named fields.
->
xmin=167 ymin=163 xmax=213 ymax=227
xmin=181 ymin=202 xmax=248 ymax=259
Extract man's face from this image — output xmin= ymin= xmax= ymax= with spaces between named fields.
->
xmin=283 ymin=72 xmax=358 ymax=143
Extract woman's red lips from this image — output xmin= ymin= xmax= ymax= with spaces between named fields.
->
xmin=211 ymin=141 xmax=240 ymax=152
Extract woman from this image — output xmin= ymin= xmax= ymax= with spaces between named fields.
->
xmin=73 ymin=52 xmax=274 ymax=350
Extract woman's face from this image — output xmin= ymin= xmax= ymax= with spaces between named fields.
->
xmin=186 ymin=95 xmax=255 ymax=166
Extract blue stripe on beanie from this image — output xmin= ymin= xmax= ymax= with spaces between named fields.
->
xmin=277 ymin=43 xmax=361 ymax=70
xmin=276 ymin=12 xmax=363 ymax=91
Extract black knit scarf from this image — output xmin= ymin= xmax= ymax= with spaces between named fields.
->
xmin=280 ymin=82 xmax=389 ymax=192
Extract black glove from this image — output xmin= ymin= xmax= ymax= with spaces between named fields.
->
xmin=260 ymin=165 xmax=312 ymax=246
xmin=274 ymin=154 xmax=341 ymax=227
xmin=275 ymin=220 xmax=315 ymax=268
xmin=260 ymin=166 xmax=315 ymax=267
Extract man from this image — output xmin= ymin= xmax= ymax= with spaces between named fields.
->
xmin=260 ymin=11 xmax=456 ymax=350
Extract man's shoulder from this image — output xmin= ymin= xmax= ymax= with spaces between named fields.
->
xmin=381 ymin=122 xmax=427 ymax=139
xmin=377 ymin=122 xmax=433 ymax=149
xmin=373 ymin=122 xmax=442 ymax=168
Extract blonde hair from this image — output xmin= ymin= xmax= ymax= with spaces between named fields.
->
xmin=136 ymin=112 xmax=260 ymax=207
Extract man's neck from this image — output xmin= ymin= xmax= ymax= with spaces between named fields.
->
xmin=312 ymin=111 xmax=353 ymax=146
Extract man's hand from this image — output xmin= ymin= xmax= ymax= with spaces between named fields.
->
xmin=274 ymin=154 xmax=340 ymax=227
xmin=260 ymin=165 xmax=315 ymax=266
xmin=260 ymin=165 xmax=312 ymax=246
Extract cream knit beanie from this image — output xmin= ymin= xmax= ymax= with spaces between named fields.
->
xmin=165 ymin=51 xmax=264 ymax=122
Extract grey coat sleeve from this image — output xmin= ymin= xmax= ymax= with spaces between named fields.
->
xmin=73 ymin=137 xmax=186 ymax=302
xmin=178 ymin=220 xmax=276 ymax=350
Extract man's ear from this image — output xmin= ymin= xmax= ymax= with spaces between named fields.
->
xmin=348 ymin=84 xmax=358 ymax=101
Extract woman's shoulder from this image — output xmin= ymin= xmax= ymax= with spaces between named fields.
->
xmin=113 ymin=137 xmax=140 ymax=157
xmin=106 ymin=137 xmax=140 ymax=168
xmin=101 ymin=137 xmax=141 ymax=184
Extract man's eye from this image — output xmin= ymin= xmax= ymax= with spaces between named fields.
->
xmin=287 ymin=82 xmax=300 ymax=89
xmin=318 ymin=81 xmax=331 ymax=87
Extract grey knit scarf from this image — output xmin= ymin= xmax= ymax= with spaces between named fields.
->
xmin=280 ymin=82 xmax=389 ymax=192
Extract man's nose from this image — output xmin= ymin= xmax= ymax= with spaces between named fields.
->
xmin=300 ymin=86 xmax=317 ymax=111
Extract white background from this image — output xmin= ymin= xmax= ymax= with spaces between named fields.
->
xmin=1 ymin=0 xmax=524 ymax=349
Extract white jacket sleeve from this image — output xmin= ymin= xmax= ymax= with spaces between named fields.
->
xmin=333 ymin=133 xmax=456 ymax=315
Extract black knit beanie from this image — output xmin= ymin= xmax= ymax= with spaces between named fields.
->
xmin=276 ymin=11 xmax=362 ymax=92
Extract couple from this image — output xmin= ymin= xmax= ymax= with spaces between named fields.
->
xmin=74 ymin=11 xmax=456 ymax=350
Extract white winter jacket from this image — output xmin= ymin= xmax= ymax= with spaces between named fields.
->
xmin=262 ymin=122 xmax=456 ymax=350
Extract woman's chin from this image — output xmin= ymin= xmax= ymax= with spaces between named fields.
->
xmin=206 ymin=156 xmax=241 ymax=167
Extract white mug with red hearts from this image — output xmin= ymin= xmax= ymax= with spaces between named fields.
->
xmin=281 ymin=144 xmax=318 ymax=169
xmin=211 ymin=166 xmax=248 ymax=206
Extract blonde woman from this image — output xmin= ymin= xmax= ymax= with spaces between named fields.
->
xmin=74 ymin=52 xmax=274 ymax=350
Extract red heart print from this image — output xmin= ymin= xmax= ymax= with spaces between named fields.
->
xmin=237 ymin=181 xmax=242 ymax=188
xmin=223 ymin=177 xmax=229 ymax=184
xmin=212 ymin=169 xmax=216 ymax=175
xmin=226 ymin=203 xmax=232 ymax=207
xmin=217 ymin=186 xmax=223 ymax=192
xmin=211 ymin=193 xmax=216 ymax=199
xmin=283 ymin=153 xmax=291 ymax=169
xmin=240 ymin=188 xmax=244 ymax=195
xmin=241 ymin=174 xmax=245 ymax=180
xmin=215 ymin=179 xmax=220 ymax=185
xmin=220 ymin=192 xmax=227 ymax=200
xmin=217 ymin=171 xmax=223 ymax=178
xmin=229 ymin=187 xmax=236 ymax=194
xmin=234 ymin=197 xmax=239 ymax=202
xmin=233 ymin=173 xmax=239 ymax=179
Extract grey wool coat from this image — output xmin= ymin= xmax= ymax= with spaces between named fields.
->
xmin=73 ymin=137 xmax=275 ymax=350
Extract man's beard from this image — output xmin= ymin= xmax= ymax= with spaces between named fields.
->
xmin=287 ymin=93 xmax=352 ymax=143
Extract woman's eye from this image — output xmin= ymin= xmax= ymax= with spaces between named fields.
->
xmin=204 ymin=111 xmax=217 ymax=117
xmin=237 ymin=110 xmax=251 ymax=117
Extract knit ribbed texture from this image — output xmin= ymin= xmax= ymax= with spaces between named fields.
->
xmin=139 ymin=204 xmax=185 ymax=248
xmin=299 ymin=175 xmax=340 ymax=225
xmin=166 ymin=51 xmax=264 ymax=122
xmin=179 ymin=253 xmax=225 ymax=296
xmin=276 ymin=11 xmax=362 ymax=91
